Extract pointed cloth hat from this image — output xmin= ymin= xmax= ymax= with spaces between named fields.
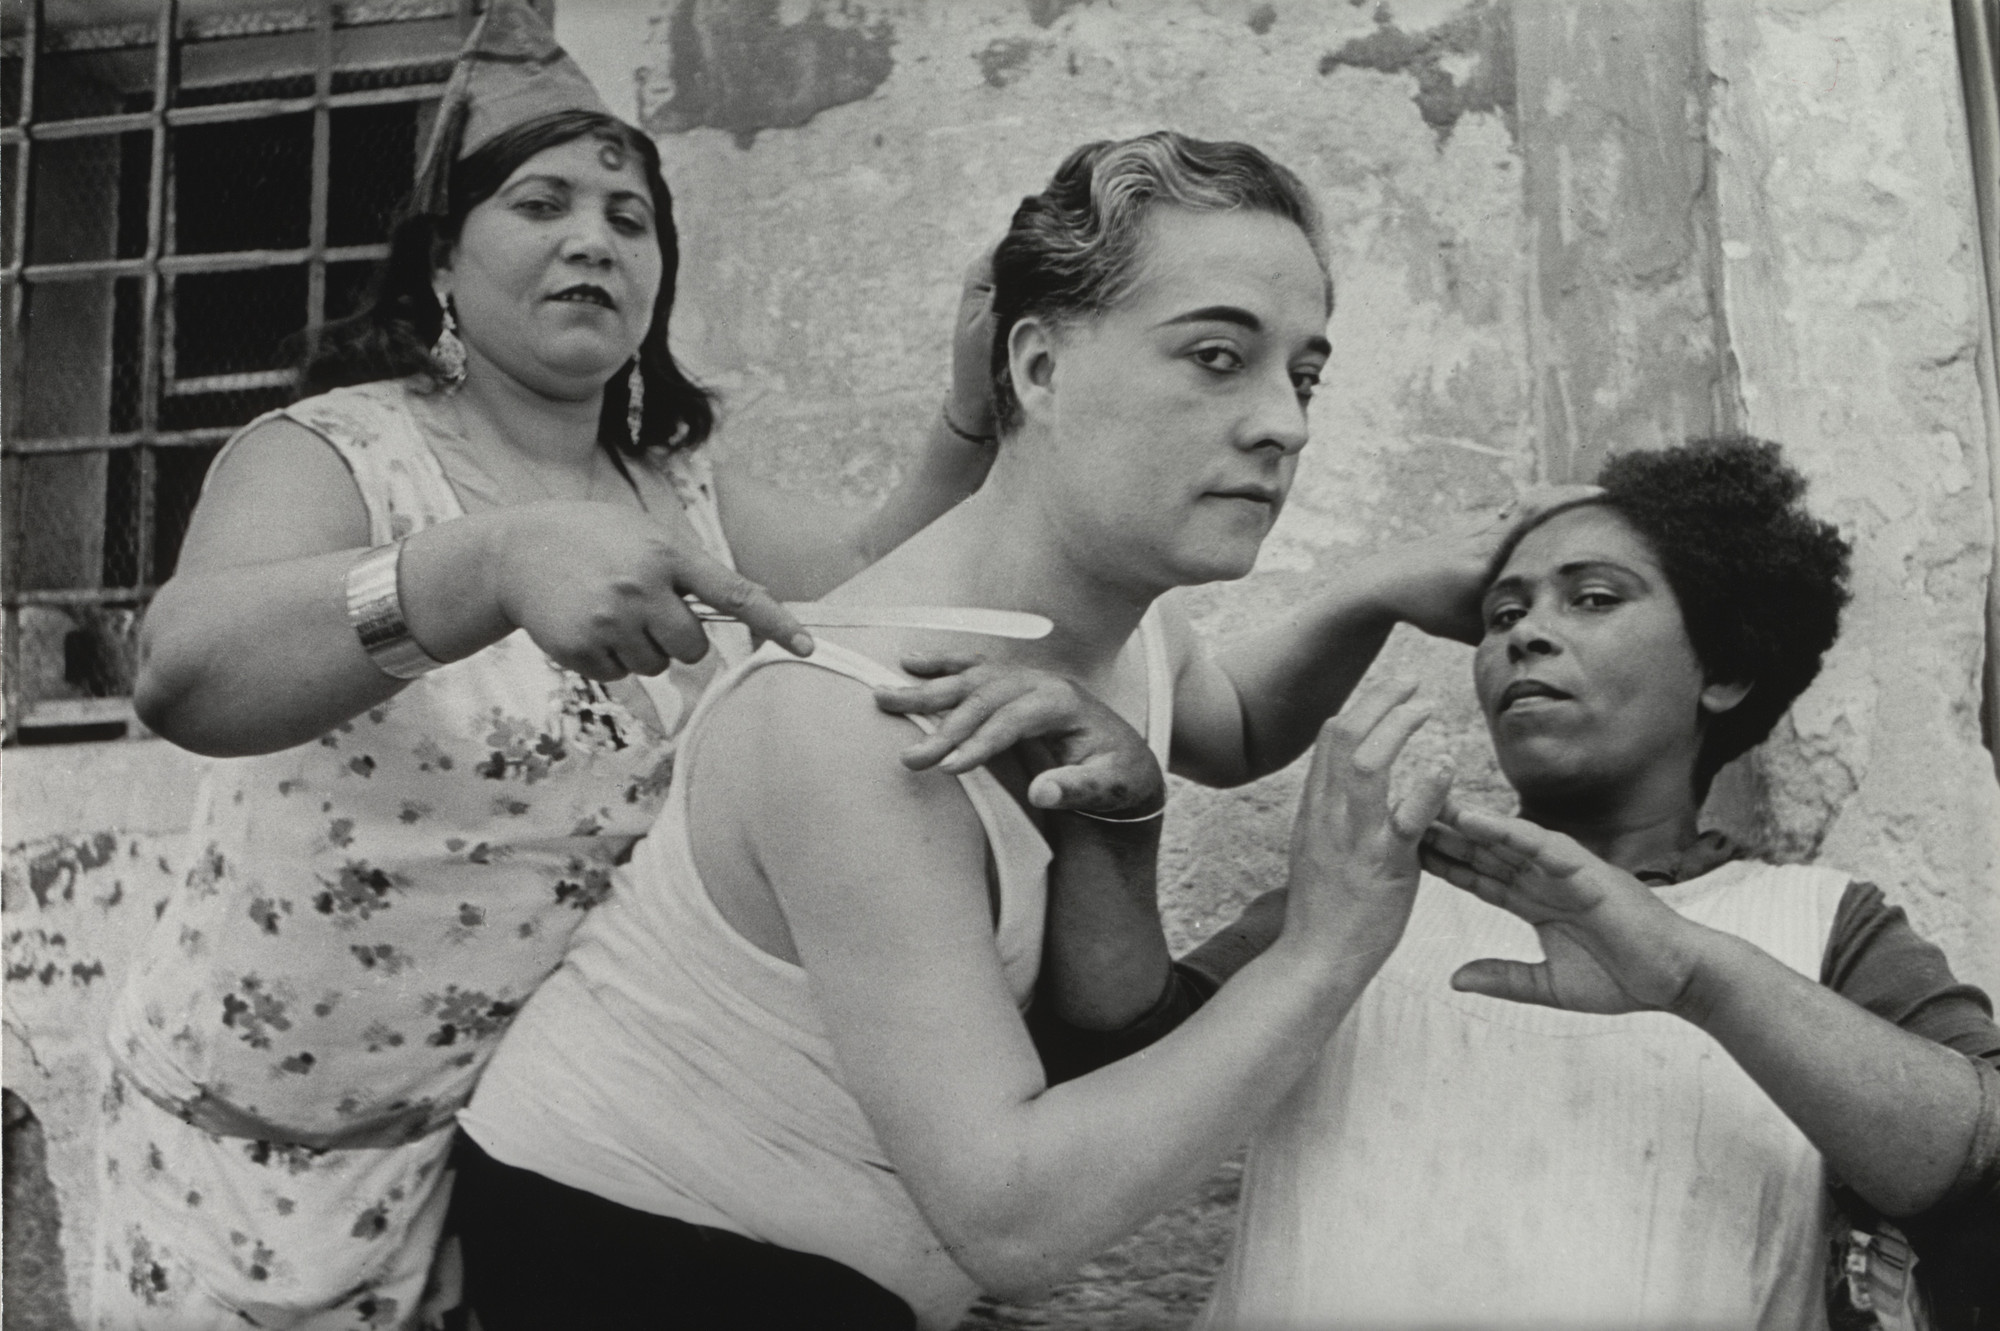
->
xmin=411 ymin=0 xmax=615 ymax=215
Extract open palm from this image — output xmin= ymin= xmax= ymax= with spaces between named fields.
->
xmin=1418 ymin=803 xmax=1707 ymax=1015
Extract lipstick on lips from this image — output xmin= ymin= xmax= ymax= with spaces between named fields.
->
xmin=549 ymin=283 xmax=616 ymax=310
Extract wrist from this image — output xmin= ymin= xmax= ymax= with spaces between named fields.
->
xmin=345 ymin=542 xmax=443 ymax=679
xmin=941 ymin=400 xmax=997 ymax=447
xmin=1663 ymin=924 xmax=1751 ymax=1028
xmin=398 ymin=513 xmax=514 ymax=660
xmin=472 ymin=508 xmax=524 ymax=632
xmin=1262 ymin=929 xmax=1384 ymax=1006
xmin=1273 ymin=885 xmax=1408 ymax=982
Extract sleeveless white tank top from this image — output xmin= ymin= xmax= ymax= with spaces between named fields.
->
xmin=1201 ymin=859 xmax=1848 ymax=1330
xmin=463 ymin=611 xmax=1175 ymax=1331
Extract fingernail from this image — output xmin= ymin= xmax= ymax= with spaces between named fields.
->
xmin=941 ymin=747 xmax=966 ymax=769
xmin=790 ymin=631 xmax=816 ymax=656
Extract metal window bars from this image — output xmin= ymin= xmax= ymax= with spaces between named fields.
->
xmin=1 ymin=0 xmax=479 ymax=741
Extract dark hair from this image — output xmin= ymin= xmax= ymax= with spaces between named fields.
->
xmin=989 ymin=130 xmax=1328 ymax=434
xmin=1501 ymin=438 xmax=1854 ymax=790
xmin=302 ymin=109 xmax=712 ymax=455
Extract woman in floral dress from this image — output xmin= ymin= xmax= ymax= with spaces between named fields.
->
xmin=92 ymin=4 xmax=998 ymax=1327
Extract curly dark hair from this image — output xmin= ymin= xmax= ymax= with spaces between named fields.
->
xmin=989 ymin=130 xmax=1328 ymax=435
xmin=1503 ymin=437 xmax=1854 ymax=791
xmin=301 ymin=109 xmax=712 ymax=455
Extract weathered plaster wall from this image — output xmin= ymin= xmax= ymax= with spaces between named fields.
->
xmin=1704 ymin=0 xmax=2000 ymax=989
xmin=4 ymin=743 xmax=202 ymax=1323
xmin=1514 ymin=0 xmax=1734 ymax=483
xmin=4 ymin=2 xmax=1995 ymax=1327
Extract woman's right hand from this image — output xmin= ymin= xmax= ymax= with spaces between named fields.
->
xmin=1280 ymin=680 xmax=1452 ymax=963
xmin=874 ymin=651 xmax=1164 ymax=818
xmin=479 ymin=501 xmax=813 ymax=679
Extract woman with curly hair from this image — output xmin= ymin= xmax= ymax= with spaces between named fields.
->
xmin=1199 ymin=438 xmax=2000 ymax=1329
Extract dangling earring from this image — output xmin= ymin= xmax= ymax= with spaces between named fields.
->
xmin=432 ymin=290 xmax=467 ymax=391
xmin=625 ymin=360 xmax=646 ymax=448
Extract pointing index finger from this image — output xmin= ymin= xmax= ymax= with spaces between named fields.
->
xmin=677 ymin=563 xmax=813 ymax=658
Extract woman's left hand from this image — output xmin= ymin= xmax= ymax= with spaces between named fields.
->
xmin=1420 ymin=802 xmax=1718 ymax=1015
xmin=874 ymin=652 xmax=1164 ymax=818
xmin=1360 ymin=485 xmax=1601 ymax=644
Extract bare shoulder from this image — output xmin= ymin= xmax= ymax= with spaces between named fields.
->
xmin=696 ymin=658 xmax=984 ymax=844
xmin=690 ymin=657 xmax=990 ymax=922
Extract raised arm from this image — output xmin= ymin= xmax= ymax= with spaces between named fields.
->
xmin=714 ymin=254 xmax=1000 ymax=601
xmin=710 ymin=669 xmax=1448 ymax=1299
xmin=1421 ymin=805 xmax=1990 ymax=1220
xmin=135 ymin=419 xmax=806 ymax=757
xmin=874 ymin=653 xmax=1176 ymax=1071
xmin=1171 ymin=488 xmax=1599 ymax=788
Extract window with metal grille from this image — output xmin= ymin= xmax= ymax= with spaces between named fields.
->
xmin=1 ymin=0 xmax=489 ymax=743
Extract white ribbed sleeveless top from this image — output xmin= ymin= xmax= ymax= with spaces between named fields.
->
xmin=1202 ymin=859 xmax=1848 ymax=1330
xmin=463 ymin=610 xmax=1174 ymax=1331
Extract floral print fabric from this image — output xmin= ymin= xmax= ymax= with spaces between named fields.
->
xmin=93 ymin=1070 xmax=455 ymax=1330
xmin=93 ymin=379 xmax=732 ymax=1326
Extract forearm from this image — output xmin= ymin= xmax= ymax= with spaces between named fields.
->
xmin=1205 ymin=578 xmax=1396 ymax=785
xmin=1035 ymin=812 xmax=1171 ymax=1031
xmin=954 ymin=936 xmax=1379 ymax=1297
xmin=1687 ymin=931 xmax=1987 ymax=1217
xmin=1178 ymin=887 xmax=1288 ymax=992
xmin=137 ymin=513 xmax=513 ymax=756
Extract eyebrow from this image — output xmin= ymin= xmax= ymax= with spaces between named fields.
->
xmin=1484 ymin=559 xmax=1651 ymax=601
xmin=503 ymin=175 xmax=654 ymax=210
xmin=1158 ymin=305 xmax=1332 ymax=358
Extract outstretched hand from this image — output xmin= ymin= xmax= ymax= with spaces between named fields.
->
xmin=1361 ymin=484 xmax=1603 ymax=644
xmin=1419 ymin=803 xmax=1715 ymax=1015
xmin=873 ymin=652 xmax=1164 ymax=818
xmin=1280 ymin=680 xmax=1454 ymax=957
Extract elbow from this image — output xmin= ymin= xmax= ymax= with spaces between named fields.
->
xmin=132 ymin=675 xmax=228 ymax=757
xmin=131 ymin=633 xmax=193 ymax=748
xmin=935 ymin=1192 xmax=1083 ymax=1303
xmin=1860 ymin=1177 xmax=1957 ymax=1224
xmin=950 ymin=1231 xmax=1067 ymax=1305
xmin=131 ymin=640 xmax=242 ymax=758
xmin=131 ymin=674 xmax=176 ymax=742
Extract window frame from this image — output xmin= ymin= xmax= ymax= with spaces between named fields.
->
xmin=1 ymin=0 xmax=481 ymax=742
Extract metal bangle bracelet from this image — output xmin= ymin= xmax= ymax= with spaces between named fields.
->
xmin=941 ymin=403 xmax=998 ymax=446
xmin=345 ymin=541 xmax=444 ymax=680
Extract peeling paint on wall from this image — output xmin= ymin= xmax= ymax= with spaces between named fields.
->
xmin=3 ymin=1091 xmax=79 ymax=1331
xmin=1319 ymin=0 xmax=1515 ymax=143
xmin=977 ymin=36 xmax=1047 ymax=88
xmin=638 ymin=0 xmax=897 ymax=148
xmin=1025 ymin=0 xmax=1094 ymax=29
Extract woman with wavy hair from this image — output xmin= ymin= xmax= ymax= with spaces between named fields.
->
xmin=451 ymin=128 xmax=1532 ymax=1329
xmin=98 ymin=4 xmax=1001 ymax=1326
